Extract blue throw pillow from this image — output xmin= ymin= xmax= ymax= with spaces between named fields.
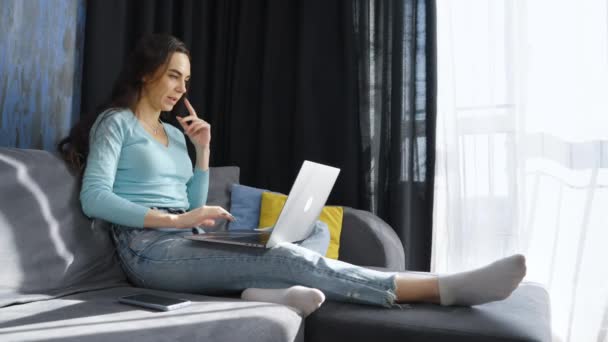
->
xmin=227 ymin=184 xmax=266 ymax=230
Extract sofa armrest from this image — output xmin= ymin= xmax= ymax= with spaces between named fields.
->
xmin=337 ymin=207 xmax=405 ymax=271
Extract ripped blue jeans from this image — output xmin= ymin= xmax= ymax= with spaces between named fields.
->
xmin=111 ymin=209 xmax=398 ymax=307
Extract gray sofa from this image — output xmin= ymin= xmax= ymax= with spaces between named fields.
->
xmin=0 ymin=147 xmax=551 ymax=342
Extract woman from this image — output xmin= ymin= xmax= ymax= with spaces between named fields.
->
xmin=59 ymin=34 xmax=526 ymax=317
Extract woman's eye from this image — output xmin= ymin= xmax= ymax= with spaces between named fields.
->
xmin=170 ymin=75 xmax=178 ymax=79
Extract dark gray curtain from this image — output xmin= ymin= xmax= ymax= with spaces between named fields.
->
xmin=80 ymin=0 xmax=436 ymax=271
xmin=81 ymin=0 xmax=363 ymax=208
xmin=354 ymin=0 xmax=436 ymax=271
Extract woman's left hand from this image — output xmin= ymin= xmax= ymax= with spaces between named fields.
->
xmin=176 ymin=99 xmax=211 ymax=148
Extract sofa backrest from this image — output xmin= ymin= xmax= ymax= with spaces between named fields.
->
xmin=0 ymin=147 xmax=239 ymax=307
xmin=0 ymin=148 xmax=128 ymax=307
xmin=206 ymin=166 xmax=240 ymax=230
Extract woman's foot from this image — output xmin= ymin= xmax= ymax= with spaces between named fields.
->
xmin=437 ymin=254 xmax=527 ymax=306
xmin=241 ymin=286 xmax=326 ymax=317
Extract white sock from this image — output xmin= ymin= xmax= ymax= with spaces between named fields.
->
xmin=437 ymin=254 xmax=527 ymax=306
xmin=241 ymin=286 xmax=326 ymax=317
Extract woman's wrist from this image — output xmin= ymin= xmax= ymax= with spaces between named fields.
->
xmin=195 ymin=144 xmax=210 ymax=153
xmin=143 ymin=209 xmax=183 ymax=228
xmin=195 ymin=144 xmax=210 ymax=171
xmin=167 ymin=213 xmax=182 ymax=228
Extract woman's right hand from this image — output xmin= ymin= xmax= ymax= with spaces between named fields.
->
xmin=175 ymin=206 xmax=235 ymax=228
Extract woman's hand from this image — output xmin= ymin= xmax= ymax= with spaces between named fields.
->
xmin=176 ymin=98 xmax=211 ymax=148
xmin=174 ymin=205 xmax=235 ymax=228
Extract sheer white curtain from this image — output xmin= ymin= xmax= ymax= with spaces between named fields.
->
xmin=434 ymin=1 xmax=608 ymax=341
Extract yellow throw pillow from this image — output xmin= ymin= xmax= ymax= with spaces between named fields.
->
xmin=259 ymin=192 xmax=343 ymax=259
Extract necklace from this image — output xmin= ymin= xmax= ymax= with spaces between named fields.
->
xmin=141 ymin=118 xmax=163 ymax=135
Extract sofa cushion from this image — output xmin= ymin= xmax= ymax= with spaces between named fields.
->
xmin=0 ymin=286 xmax=304 ymax=342
xmin=305 ymin=281 xmax=551 ymax=342
xmin=227 ymin=184 xmax=266 ymax=231
xmin=259 ymin=191 xmax=343 ymax=259
xmin=0 ymin=148 xmax=128 ymax=308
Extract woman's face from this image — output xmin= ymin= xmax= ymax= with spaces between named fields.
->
xmin=141 ymin=52 xmax=191 ymax=112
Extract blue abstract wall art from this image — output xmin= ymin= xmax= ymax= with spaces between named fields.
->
xmin=0 ymin=0 xmax=85 ymax=150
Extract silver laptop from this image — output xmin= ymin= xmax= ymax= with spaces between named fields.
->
xmin=185 ymin=161 xmax=340 ymax=248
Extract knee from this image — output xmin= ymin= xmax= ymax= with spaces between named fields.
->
xmin=314 ymin=221 xmax=330 ymax=238
xmin=306 ymin=221 xmax=330 ymax=255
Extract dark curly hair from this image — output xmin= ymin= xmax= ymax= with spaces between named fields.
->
xmin=58 ymin=33 xmax=190 ymax=174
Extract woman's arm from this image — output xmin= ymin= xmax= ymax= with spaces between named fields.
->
xmin=80 ymin=112 xmax=225 ymax=229
xmin=80 ymin=112 xmax=151 ymax=228
xmin=178 ymin=99 xmax=211 ymax=210
xmin=145 ymin=205 xmax=234 ymax=228
xmin=186 ymin=145 xmax=210 ymax=210
xmin=143 ymin=209 xmax=180 ymax=227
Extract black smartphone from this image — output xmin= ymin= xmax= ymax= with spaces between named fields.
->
xmin=118 ymin=293 xmax=192 ymax=311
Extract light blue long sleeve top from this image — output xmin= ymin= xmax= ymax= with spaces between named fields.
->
xmin=80 ymin=109 xmax=209 ymax=228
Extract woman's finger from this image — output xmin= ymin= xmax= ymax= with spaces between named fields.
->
xmin=216 ymin=208 xmax=235 ymax=220
xmin=178 ymin=118 xmax=197 ymax=134
xmin=176 ymin=116 xmax=193 ymax=131
xmin=200 ymin=219 xmax=216 ymax=227
xmin=221 ymin=212 xmax=236 ymax=222
xmin=186 ymin=122 xmax=208 ymax=135
xmin=189 ymin=125 xmax=211 ymax=137
xmin=187 ymin=121 xmax=210 ymax=135
xmin=177 ymin=115 xmax=198 ymax=126
xmin=203 ymin=210 xmax=234 ymax=221
xmin=176 ymin=116 xmax=185 ymax=126
xmin=184 ymin=98 xmax=198 ymax=117
xmin=180 ymin=118 xmax=209 ymax=134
